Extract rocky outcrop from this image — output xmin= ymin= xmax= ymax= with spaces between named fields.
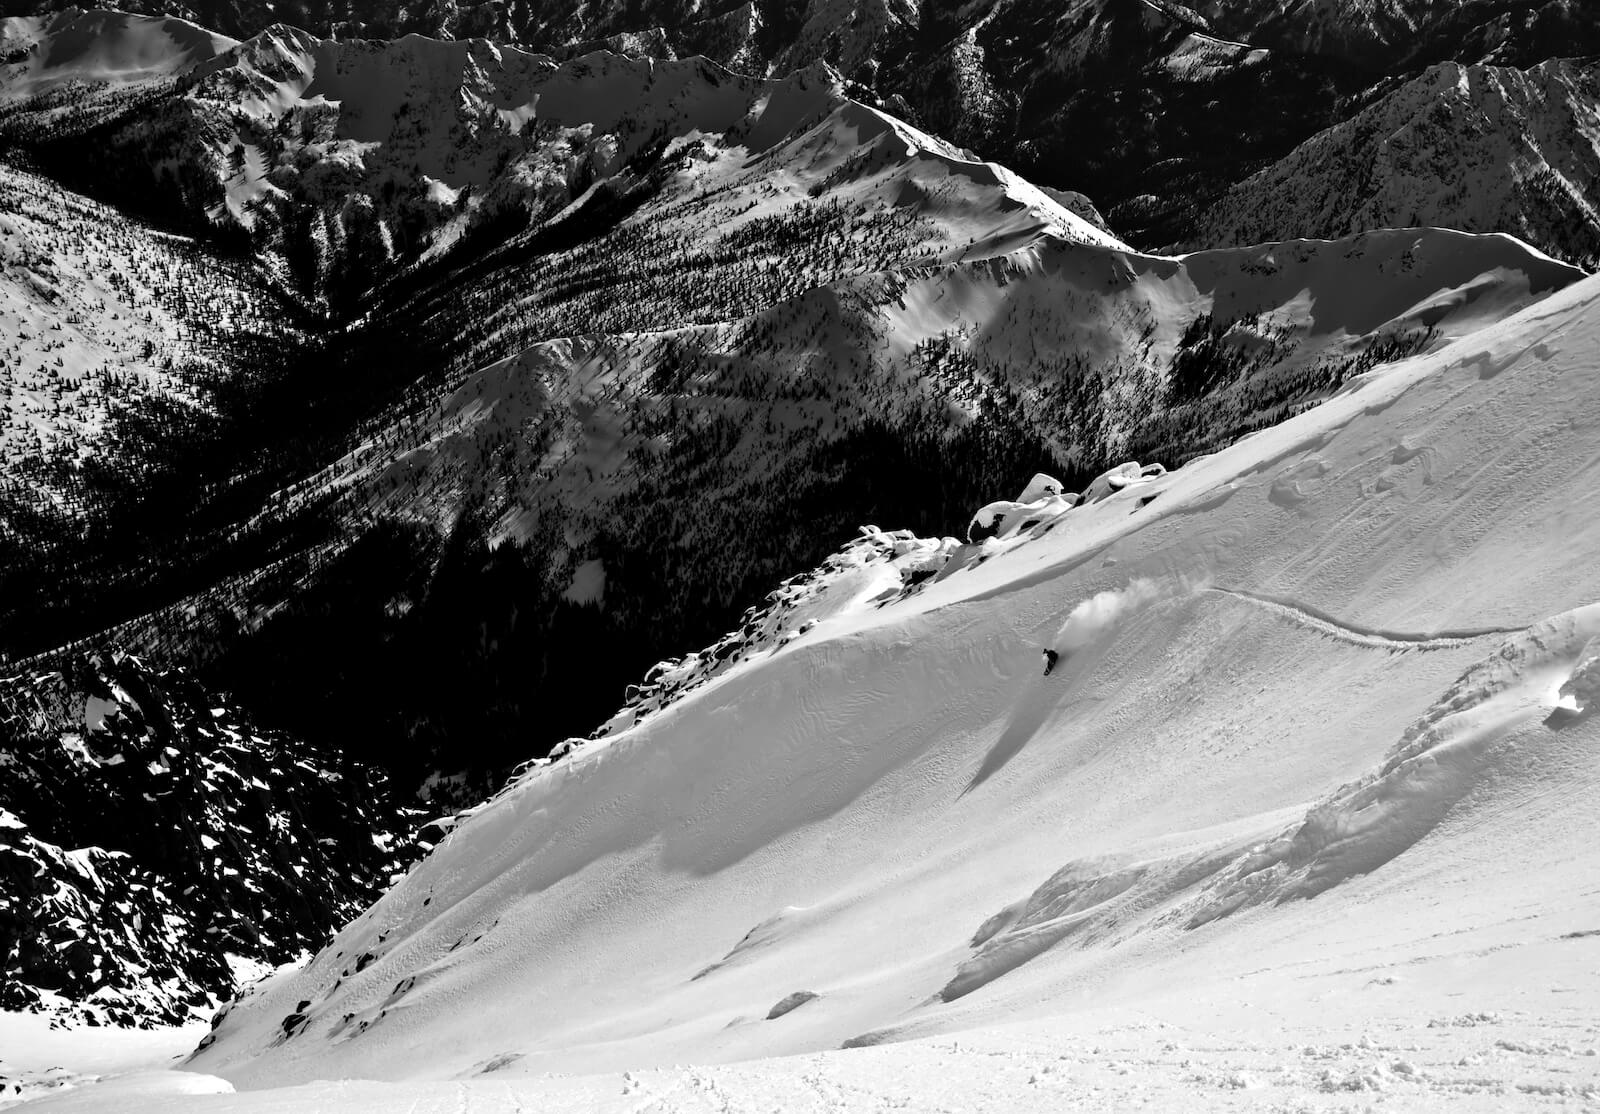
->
xmin=0 ymin=653 xmax=420 ymax=1026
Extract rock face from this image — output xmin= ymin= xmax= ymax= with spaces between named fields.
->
xmin=1184 ymin=59 xmax=1600 ymax=268
xmin=0 ymin=653 xmax=419 ymax=1026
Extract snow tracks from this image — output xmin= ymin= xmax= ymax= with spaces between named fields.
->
xmin=1204 ymin=587 xmax=1526 ymax=652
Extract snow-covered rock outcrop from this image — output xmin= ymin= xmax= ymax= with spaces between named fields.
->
xmin=575 ymin=463 xmax=1170 ymax=746
xmin=429 ymin=458 xmax=1177 ymax=832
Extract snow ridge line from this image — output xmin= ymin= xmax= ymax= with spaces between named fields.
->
xmin=1204 ymin=587 xmax=1527 ymax=651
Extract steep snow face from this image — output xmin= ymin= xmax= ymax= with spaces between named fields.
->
xmin=188 ymin=271 xmax=1600 ymax=1093
xmin=1185 ymin=59 xmax=1600 ymax=268
xmin=0 ymin=9 xmax=235 ymax=102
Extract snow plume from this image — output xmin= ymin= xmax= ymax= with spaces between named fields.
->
xmin=1052 ymin=574 xmax=1204 ymax=656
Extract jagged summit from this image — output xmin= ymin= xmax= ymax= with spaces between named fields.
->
xmin=7 ymin=0 xmax=1600 ymax=260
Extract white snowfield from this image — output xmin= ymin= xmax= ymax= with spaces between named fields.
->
xmin=26 ymin=271 xmax=1600 ymax=1111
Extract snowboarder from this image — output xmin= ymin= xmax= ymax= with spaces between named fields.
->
xmin=1041 ymin=648 xmax=1059 ymax=676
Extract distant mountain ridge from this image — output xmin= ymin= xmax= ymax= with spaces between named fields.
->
xmin=6 ymin=0 xmax=1598 ymax=255
xmin=1183 ymin=58 xmax=1600 ymax=266
xmin=4 ymin=16 xmax=1117 ymax=313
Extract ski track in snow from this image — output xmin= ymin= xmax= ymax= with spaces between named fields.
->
xmin=1203 ymin=587 xmax=1529 ymax=652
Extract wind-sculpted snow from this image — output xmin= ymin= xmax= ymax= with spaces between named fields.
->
xmin=947 ymin=597 xmax=1600 ymax=1005
xmin=1186 ymin=602 xmax=1600 ymax=925
xmin=177 ymin=275 xmax=1600 ymax=1103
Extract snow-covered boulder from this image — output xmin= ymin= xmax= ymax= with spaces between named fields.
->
xmin=1559 ymin=637 xmax=1600 ymax=714
xmin=967 ymin=500 xmax=1034 ymax=543
xmin=1082 ymin=461 xmax=1166 ymax=503
xmin=1016 ymin=472 xmax=1070 ymax=504
xmin=967 ymin=473 xmax=1083 ymax=543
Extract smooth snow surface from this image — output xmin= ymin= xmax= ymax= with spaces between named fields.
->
xmin=47 ymin=279 xmax=1600 ymax=1109
xmin=0 ymin=1012 xmax=212 ymax=1108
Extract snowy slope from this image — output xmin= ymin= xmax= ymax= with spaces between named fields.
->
xmin=146 ymin=269 xmax=1600 ymax=1108
xmin=1186 ymin=59 xmax=1600 ymax=268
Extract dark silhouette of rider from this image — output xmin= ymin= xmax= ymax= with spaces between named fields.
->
xmin=1041 ymin=648 xmax=1059 ymax=676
